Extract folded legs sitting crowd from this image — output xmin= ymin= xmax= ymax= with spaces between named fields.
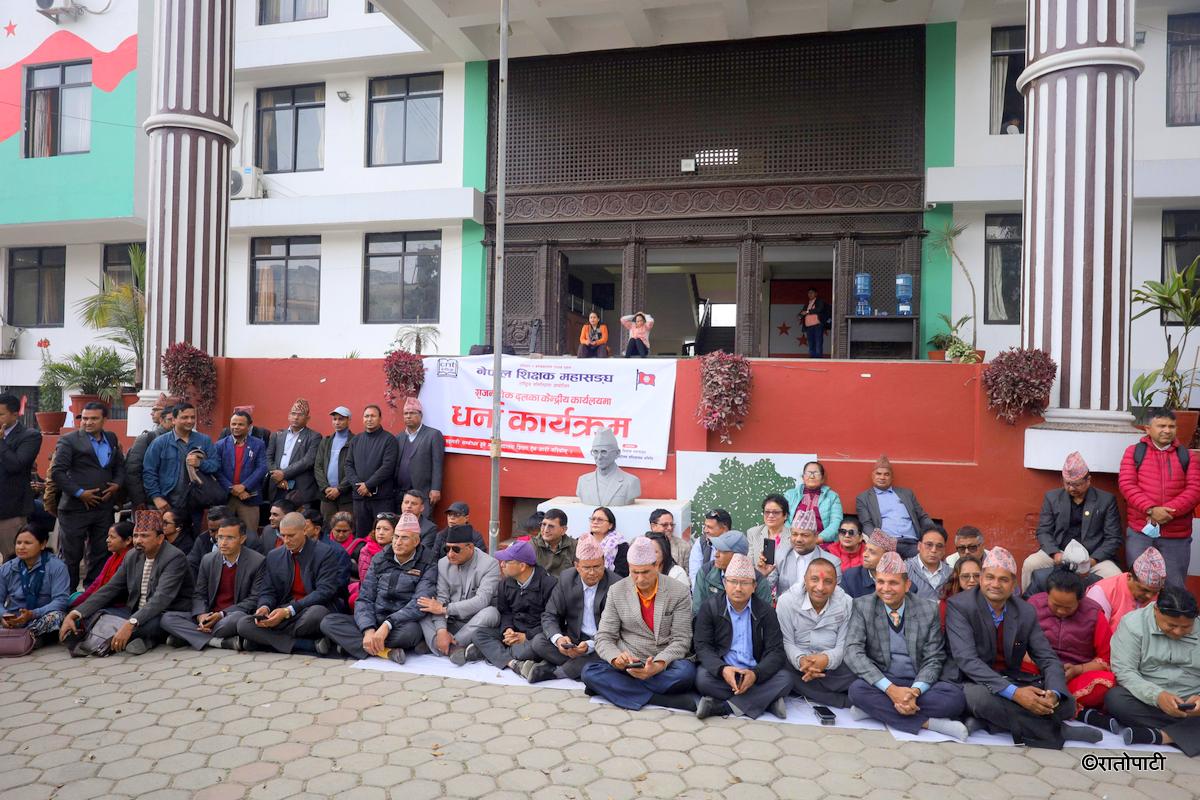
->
xmin=1 ymin=394 xmax=1199 ymax=755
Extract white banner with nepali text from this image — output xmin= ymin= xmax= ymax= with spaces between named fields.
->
xmin=418 ymin=355 xmax=677 ymax=468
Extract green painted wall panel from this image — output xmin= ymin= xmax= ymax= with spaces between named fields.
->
xmin=460 ymin=61 xmax=489 ymax=352
xmin=0 ymin=72 xmax=137 ymax=225
xmin=921 ymin=23 xmax=955 ymax=352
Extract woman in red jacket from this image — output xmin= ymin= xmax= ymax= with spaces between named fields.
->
xmin=1119 ymin=409 xmax=1200 ymax=588
xmin=71 ymin=521 xmax=133 ymax=608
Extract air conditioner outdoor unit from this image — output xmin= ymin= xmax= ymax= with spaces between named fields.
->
xmin=230 ymin=166 xmax=263 ymax=200
xmin=36 ymin=0 xmax=84 ymax=24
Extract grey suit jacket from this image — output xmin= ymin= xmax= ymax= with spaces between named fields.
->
xmin=843 ymin=591 xmax=945 ymax=687
xmin=1034 ymin=487 xmax=1122 ymax=563
xmin=51 ymin=429 xmax=126 ymax=514
xmin=945 ymin=587 xmax=1068 ymax=696
xmin=854 ymin=486 xmax=933 ymax=539
xmin=395 ymin=425 xmax=445 ymax=495
xmin=75 ymin=541 xmax=193 ymax=624
xmin=266 ymin=426 xmax=322 ymax=504
xmin=192 ymin=548 xmax=265 ymax=618
xmin=594 ymin=575 xmax=692 ymax=665
xmin=430 ymin=549 xmax=499 ymax=631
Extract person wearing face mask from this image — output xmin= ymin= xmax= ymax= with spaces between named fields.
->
xmin=1120 ymin=408 xmax=1200 ymax=589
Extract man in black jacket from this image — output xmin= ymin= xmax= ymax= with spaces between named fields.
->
xmin=946 ymin=547 xmax=1100 ymax=749
xmin=51 ymin=402 xmax=125 ymax=589
xmin=315 ymin=405 xmax=355 ymax=524
xmin=123 ymin=397 xmax=174 ymax=511
xmin=694 ymin=553 xmax=791 ymax=720
xmin=319 ymin=520 xmax=437 ymax=662
xmin=472 ymin=540 xmax=558 ymax=673
xmin=345 ymin=404 xmax=399 ymax=538
xmin=265 ymin=398 xmax=321 ymax=507
xmin=235 ymin=512 xmax=344 ymax=654
xmin=0 ymin=393 xmax=42 ymax=561
xmin=60 ymin=510 xmax=193 ymax=655
xmin=526 ymin=534 xmax=615 ymax=682
xmin=1021 ymin=451 xmax=1123 ymax=588
xmin=163 ymin=517 xmax=265 ymax=650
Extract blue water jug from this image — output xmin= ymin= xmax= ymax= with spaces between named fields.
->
xmin=854 ymin=273 xmax=872 ymax=317
xmin=895 ymin=273 xmax=913 ymax=316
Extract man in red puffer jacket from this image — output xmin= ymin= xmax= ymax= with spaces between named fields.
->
xmin=1118 ymin=408 xmax=1200 ymax=588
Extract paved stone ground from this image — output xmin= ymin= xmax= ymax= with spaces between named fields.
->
xmin=2 ymin=646 xmax=1199 ymax=800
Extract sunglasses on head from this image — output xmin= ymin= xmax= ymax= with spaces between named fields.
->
xmin=376 ymin=513 xmax=398 ymax=521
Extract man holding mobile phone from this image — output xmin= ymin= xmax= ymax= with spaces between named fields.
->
xmin=694 ymin=554 xmax=792 ymax=720
xmin=581 ymin=538 xmax=696 ymax=711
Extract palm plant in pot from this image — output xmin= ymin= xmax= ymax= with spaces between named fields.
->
xmin=1131 ymin=254 xmax=1200 ymax=444
xmin=35 ymin=338 xmax=66 ymax=434
xmin=76 ymin=243 xmax=146 ymax=388
xmin=41 ymin=346 xmax=136 ymax=417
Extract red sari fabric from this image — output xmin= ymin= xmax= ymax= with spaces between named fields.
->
xmin=71 ymin=550 xmax=127 ymax=607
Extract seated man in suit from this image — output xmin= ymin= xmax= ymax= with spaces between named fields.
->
xmin=777 ymin=558 xmax=856 ymax=707
xmin=163 ymin=517 xmax=264 ymax=650
xmin=854 ymin=455 xmax=933 ymax=560
xmin=235 ymin=512 xmax=343 ymax=654
xmin=841 ymin=531 xmax=895 ymax=599
xmin=418 ymin=527 xmax=500 ymax=660
xmin=693 ymin=531 xmax=772 ymax=614
xmin=1106 ymin=586 xmax=1200 ymax=754
xmin=694 ymin=553 xmax=792 ymax=720
xmin=581 ymin=537 xmax=696 ymax=711
xmin=525 ymin=534 xmax=616 ymax=683
xmin=473 ymin=540 xmax=558 ymax=672
xmin=1021 ymin=452 xmax=1123 ymax=589
xmin=904 ymin=525 xmax=953 ymax=601
xmin=60 ymin=510 xmax=193 ymax=655
xmin=843 ymin=552 xmax=968 ymax=740
xmin=319 ymin=513 xmax=437 ymax=663
xmin=946 ymin=547 xmax=1101 ymax=748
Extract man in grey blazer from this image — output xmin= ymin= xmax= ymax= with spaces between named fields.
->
xmin=854 ymin=455 xmax=933 ymax=560
xmin=265 ymin=398 xmax=322 ymax=507
xmin=581 ymin=537 xmax=696 ymax=711
xmin=1021 ymin=451 xmax=1123 ymax=588
xmin=395 ymin=397 xmax=445 ymax=515
xmin=418 ymin=527 xmax=500 ymax=660
xmin=51 ymin=402 xmax=126 ymax=589
xmin=162 ymin=517 xmax=265 ymax=650
xmin=60 ymin=510 xmax=193 ymax=655
xmin=843 ymin=552 xmax=967 ymax=739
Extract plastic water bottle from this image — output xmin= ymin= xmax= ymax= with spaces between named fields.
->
xmin=854 ymin=273 xmax=872 ymax=317
xmin=895 ymin=273 xmax=913 ymax=316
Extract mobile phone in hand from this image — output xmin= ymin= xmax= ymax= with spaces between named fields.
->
xmin=1178 ymin=702 xmax=1197 ymax=711
xmin=762 ymin=539 xmax=776 ymax=566
xmin=624 ymin=660 xmax=646 ymax=671
xmin=253 ymin=612 xmax=268 ymax=621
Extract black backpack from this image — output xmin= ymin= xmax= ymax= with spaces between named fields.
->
xmin=1133 ymin=442 xmax=1190 ymax=473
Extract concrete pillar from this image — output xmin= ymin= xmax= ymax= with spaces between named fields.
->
xmin=1018 ymin=0 xmax=1144 ymax=425
xmin=131 ymin=0 xmax=236 ymax=433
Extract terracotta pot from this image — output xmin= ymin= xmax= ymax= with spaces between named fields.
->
xmin=975 ymin=350 xmax=986 ymax=362
xmin=34 ymin=411 xmax=67 ymax=435
xmin=68 ymin=394 xmax=101 ymax=419
xmin=927 ymin=350 xmax=946 ymax=361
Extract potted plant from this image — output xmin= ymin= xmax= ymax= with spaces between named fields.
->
xmin=1131 ymin=254 xmax=1200 ymax=443
xmin=41 ymin=346 xmax=136 ymax=417
xmin=696 ymin=350 xmax=752 ymax=444
xmin=391 ymin=325 xmax=440 ymax=356
xmin=928 ymin=222 xmax=985 ymax=360
xmin=34 ymin=338 xmax=66 ymax=435
xmin=76 ymin=243 xmax=146 ymax=387
xmin=946 ymin=339 xmax=981 ymax=364
xmin=927 ymin=331 xmax=955 ymax=361
xmin=981 ymin=347 xmax=1058 ymax=424
xmin=161 ymin=342 xmax=218 ymax=425
xmin=383 ymin=346 xmax=426 ymax=409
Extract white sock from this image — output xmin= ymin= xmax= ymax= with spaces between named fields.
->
xmin=847 ymin=706 xmax=871 ymax=721
xmin=926 ymin=717 xmax=969 ymax=741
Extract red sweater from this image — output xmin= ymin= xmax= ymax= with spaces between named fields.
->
xmin=1118 ymin=436 xmax=1200 ymax=538
xmin=214 ymin=563 xmax=238 ymax=612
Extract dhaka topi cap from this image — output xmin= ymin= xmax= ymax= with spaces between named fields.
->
xmin=445 ymin=525 xmax=476 ymax=545
xmin=876 ymin=551 xmax=908 ymax=576
xmin=495 ymin=539 xmax=537 ymax=565
xmin=724 ymin=553 xmax=756 ymax=582
xmin=710 ymin=530 xmax=749 ymax=555
xmin=404 ymin=397 xmax=423 ymax=413
xmin=867 ymin=530 xmax=897 ymax=553
xmin=397 ymin=513 xmax=421 ymax=533
xmin=982 ymin=546 xmax=1018 ymax=576
xmin=792 ymin=508 xmax=818 ymax=532
xmin=591 ymin=427 xmax=619 ymax=451
xmin=575 ymin=534 xmax=604 ymax=561
xmin=290 ymin=397 xmax=310 ymax=416
xmin=875 ymin=454 xmax=893 ymax=470
xmin=627 ymin=536 xmax=660 ymax=566
xmin=1133 ymin=547 xmax=1167 ymax=588
xmin=134 ymin=509 xmax=163 ymax=534
xmin=1062 ymin=451 xmax=1089 ymax=482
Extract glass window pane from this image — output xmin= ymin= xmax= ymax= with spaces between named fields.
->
xmin=9 ymin=270 xmax=39 ymax=327
xmin=294 ymin=106 xmax=324 ymax=170
xmin=253 ymin=260 xmax=286 ymax=322
xmin=259 ymin=88 xmax=292 ymax=108
xmin=41 ymin=247 xmax=66 ymax=267
xmin=296 ymin=0 xmax=328 ymax=21
xmin=366 ymin=234 xmax=406 ymax=255
xmin=253 ymin=238 xmax=287 ymax=257
xmin=286 ymin=260 xmax=320 ymax=322
xmin=408 ymin=74 xmax=443 ymax=94
xmin=11 ymin=249 xmax=39 ymax=267
xmin=288 ymin=238 xmax=321 ymax=257
xmin=260 ymin=0 xmax=288 ymax=24
xmin=64 ymin=63 xmax=91 ymax=85
xmin=30 ymin=67 xmax=60 ymax=89
xmin=404 ymin=96 xmax=440 ymax=162
xmin=992 ymin=27 xmax=1025 ymax=53
xmin=370 ymin=100 xmax=405 ymax=165
xmin=407 ymin=232 xmax=440 ymax=250
xmin=41 ymin=266 xmax=65 ymax=325
xmin=292 ymin=84 xmax=324 ymax=105
xmin=59 ymin=85 xmax=91 ymax=153
xmin=259 ymin=108 xmax=294 ymax=171
xmin=1166 ymin=211 xmax=1200 ymax=239
xmin=401 ymin=251 xmax=440 ymax=321
xmin=366 ymin=255 xmax=401 ymax=322
xmin=985 ymin=243 xmax=1022 ymax=324
xmin=371 ymin=78 xmax=407 ymax=98
xmin=986 ymin=215 xmax=1022 ymax=240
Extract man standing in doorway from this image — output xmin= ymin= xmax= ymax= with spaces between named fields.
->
xmin=800 ymin=287 xmax=831 ymax=359
xmin=395 ymin=398 xmax=445 ymax=518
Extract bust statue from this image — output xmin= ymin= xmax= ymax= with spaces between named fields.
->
xmin=575 ymin=427 xmax=641 ymax=506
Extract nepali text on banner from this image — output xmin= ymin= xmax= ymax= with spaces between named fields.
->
xmin=419 ymin=355 xmax=677 ymax=469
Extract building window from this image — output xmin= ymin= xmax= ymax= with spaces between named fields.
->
xmin=256 ymin=84 xmax=325 ymax=173
xmin=364 ymin=232 xmax=441 ymax=323
xmin=1168 ymin=14 xmax=1200 ymax=126
xmin=7 ymin=247 xmax=66 ymax=327
xmin=259 ymin=0 xmax=328 ymax=25
xmin=24 ymin=61 xmax=91 ymax=158
xmin=984 ymin=214 xmax=1022 ymax=325
xmin=1163 ymin=211 xmax=1200 ymax=325
xmin=250 ymin=236 xmax=320 ymax=324
xmin=990 ymin=27 xmax=1025 ymax=135
xmin=368 ymin=74 xmax=443 ymax=166
xmin=103 ymin=243 xmax=143 ymax=286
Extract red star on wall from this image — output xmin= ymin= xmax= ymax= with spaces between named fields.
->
xmin=3 ymin=21 xmax=16 ymax=37
xmin=776 ymin=322 xmax=791 ymax=336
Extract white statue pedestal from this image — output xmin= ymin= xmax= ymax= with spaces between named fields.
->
xmin=537 ymin=497 xmax=693 ymax=544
